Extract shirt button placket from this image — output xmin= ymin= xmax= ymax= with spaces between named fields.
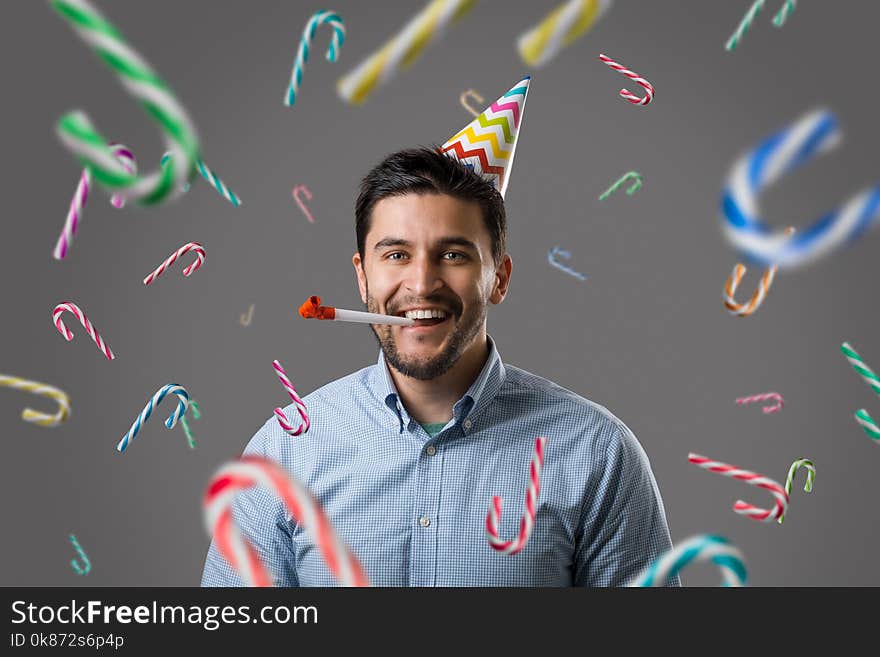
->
xmin=410 ymin=441 xmax=441 ymax=586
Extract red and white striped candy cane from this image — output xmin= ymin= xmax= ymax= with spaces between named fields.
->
xmin=486 ymin=436 xmax=546 ymax=555
xmin=736 ymin=392 xmax=784 ymax=414
xmin=143 ymin=242 xmax=206 ymax=286
xmin=204 ymin=455 xmax=370 ymax=586
xmin=52 ymin=301 xmax=115 ymax=361
xmin=272 ymin=360 xmax=310 ymax=435
xmin=688 ymin=453 xmax=789 ymax=522
xmin=598 ymin=53 xmax=654 ymax=105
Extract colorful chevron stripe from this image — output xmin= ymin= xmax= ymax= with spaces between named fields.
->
xmin=439 ymin=76 xmax=530 ymax=199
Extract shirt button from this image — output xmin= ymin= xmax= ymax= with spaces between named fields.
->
xmin=426 ymin=445 xmax=437 ymax=456
xmin=419 ymin=516 xmax=431 ymax=528
xmin=463 ymin=419 xmax=473 ymax=429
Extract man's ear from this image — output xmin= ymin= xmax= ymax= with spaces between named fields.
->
xmin=489 ymin=254 xmax=512 ymax=305
xmin=352 ymin=251 xmax=368 ymax=304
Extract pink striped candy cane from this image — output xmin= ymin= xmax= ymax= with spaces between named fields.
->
xmin=204 ymin=455 xmax=370 ymax=586
xmin=598 ymin=53 xmax=654 ymax=106
xmin=272 ymin=360 xmax=310 ymax=435
xmin=143 ymin=242 xmax=206 ymax=286
xmin=688 ymin=453 xmax=789 ymax=523
xmin=108 ymin=144 xmax=137 ymax=209
xmin=52 ymin=301 xmax=115 ymax=361
xmin=486 ymin=436 xmax=547 ymax=555
xmin=736 ymin=392 xmax=784 ymax=414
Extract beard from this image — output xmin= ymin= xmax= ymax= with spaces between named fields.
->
xmin=364 ymin=282 xmax=486 ymax=381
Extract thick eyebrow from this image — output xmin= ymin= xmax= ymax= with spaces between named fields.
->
xmin=373 ymin=236 xmax=480 ymax=252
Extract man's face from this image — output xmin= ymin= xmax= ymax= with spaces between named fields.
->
xmin=352 ymin=193 xmax=510 ymax=380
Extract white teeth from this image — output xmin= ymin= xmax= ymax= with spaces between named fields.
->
xmin=404 ymin=308 xmax=447 ymax=320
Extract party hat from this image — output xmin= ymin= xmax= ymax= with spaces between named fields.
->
xmin=439 ymin=75 xmax=531 ymax=198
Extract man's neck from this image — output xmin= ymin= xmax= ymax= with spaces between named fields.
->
xmin=386 ymin=333 xmax=490 ymax=425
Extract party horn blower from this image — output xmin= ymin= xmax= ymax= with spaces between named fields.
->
xmin=298 ymin=296 xmax=416 ymax=326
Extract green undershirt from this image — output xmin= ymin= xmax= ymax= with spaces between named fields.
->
xmin=420 ymin=422 xmax=447 ymax=438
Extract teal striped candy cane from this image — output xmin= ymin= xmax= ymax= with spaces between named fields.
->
xmin=161 ymin=153 xmax=241 ymax=207
xmin=772 ymin=0 xmax=797 ymax=27
xmin=841 ymin=342 xmax=880 ymax=442
xmin=628 ymin=534 xmax=747 ymax=587
xmin=51 ymin=0 xmax=199 ymax=205
xmin=778 ymin=458 xmax=814 ymax=524
xmin=285 ymin=10 xmax=346 ymax=107
xmin=179 ymin=399 xmax=201 ymax=449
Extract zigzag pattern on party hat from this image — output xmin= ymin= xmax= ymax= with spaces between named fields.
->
xmin=439 ymin=75 xmax=530 ymax=198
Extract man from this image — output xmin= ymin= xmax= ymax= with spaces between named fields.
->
xmin=201 ymin=77 xmax=678 ymax=587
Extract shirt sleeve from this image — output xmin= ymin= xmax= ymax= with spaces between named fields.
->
xmin=573 ymin=420 xmax=679 ymax=587
xmin=200 ymin=420 xmax=300 ymax=587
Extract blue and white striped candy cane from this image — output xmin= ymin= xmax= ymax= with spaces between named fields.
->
xmin=722 ymin=108 xmax=880 ymax=269
xmin=117 ymin=383 xmax=190 ymax=453
xmin=285 ymin=10 xmax=346 ymax=107
xmin=628 ymin=534 xmax=747 ymax=587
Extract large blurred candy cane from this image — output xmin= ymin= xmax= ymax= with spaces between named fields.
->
xmin=486 ymin=437 xmax=546 ymax=555
xmin=50 ymin=0 xmax=199 ymax=205
xmin=117 ymin=383 xmax=190 ymax=453
xmin=840 ymin=342 xmax=880 ymax=442
xmin=722 ymin=109 xmax=880 ymax=269
xmin=285 ymin=10 xmax=346 ymax=107
xmin=52 ymin=301 xmax=115 ymax=361
xmin=142 ymin=242 xmax=206 ymax=286
xmin=518 ymin=0 xmax=613 ymax=68
xmin=0 ymin=374 xmax=71 ymax=427
xmin=204 ymin=456 xmax=370 ymax=586
xmin=628 ymin=534 xmax=747 ymax=587
xmin=272 ymin=360 xmax=310 ymax=436
xmin=688 ymin=453 xmax=789 ymax=523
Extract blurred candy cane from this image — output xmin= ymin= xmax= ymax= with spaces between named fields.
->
xmin=688 ymin=453 xmax=789 ymax=523
xmin=117 ymin=383 xmax=190 ymax=453
xmin=486 ymin=437 xmax=546 ymax=555
xmin=52 ymin=301 xmax=115 ymax=361
xmin=292 ymin=185 xmax=316 ymax=223
xmin=736 ymin=391 xmax=784 ymax=414
xmin=726 ymin=1 xmax=797 ymax=51
xmin=272 ymin=360 xmax=310 ymax=436
xmin=459 ymin=89 xmax=484 ymax=117
xmin=50 ymin=0 xmax=199 ymax=206
xmin=204 ymin=455 xmax=370 ymax=586
xmin=840 ymin=342 xmax=880 ymax=442
xmin=548 ymin=246 xmax=587 ymax=281
xmin=628 ymin=534 xmax=747 ymax=587
xmin=598 ymin=53 xmax=654 ymax=106
xmin=518 ymin=0 xmax=614 ymax=68
xmin=285 ymin=10 xmax=346 ymax=107
xmin=0 ymin=374 xmax=71 ymax=427
xmin=778 ymin=458 xmax=814 ymax=524
xmin=599 ymin=171 xmax=642 ymax=200
xmin=143 ymin=242 xmax=206 ymax=286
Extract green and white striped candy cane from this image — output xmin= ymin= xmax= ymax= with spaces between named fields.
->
xmin=51 ymin=0 xmax=199 ymax=205
xmin=778 ymin=458 xmax=814 ymax=524
xmin=840 ymin=342 xmax=880 ymax=442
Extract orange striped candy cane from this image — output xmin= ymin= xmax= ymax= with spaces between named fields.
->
xmin=723 ymin=227 xmax=794 ymax=317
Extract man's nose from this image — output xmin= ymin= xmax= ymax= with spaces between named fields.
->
xmin=404 ymin=255 xmax=444 ymax=296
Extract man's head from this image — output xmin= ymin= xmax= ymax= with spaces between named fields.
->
xmin=352 ymin=147 xmax=513 ymax=380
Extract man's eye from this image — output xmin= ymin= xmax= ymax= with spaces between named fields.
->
xmin=386 ymin=252 xmax=407 ymax=260
xmin=443 ymin=252 xmax=466 ymax=261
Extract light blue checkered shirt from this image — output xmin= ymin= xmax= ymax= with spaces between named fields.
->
xmin=201 ymin=336 xmax=678 ymax=587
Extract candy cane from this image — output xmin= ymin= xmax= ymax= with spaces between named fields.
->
xmin=204 ymin=455 xmax=370 ymax=586
xmin=459 ymin=89 xmax=484 ymax=117
xmin=53 ymin=143 xmax=136 ymax=260
xmin=599 ymin=171 xmax=642 ymax=200
xmin=840 ymin=342 xmax=880 ymax=442
xmin=598 ymin=53 xmax=654 ymax=106
xmin=688 ymin=453 xmax=789 ymax=523
xmin=547 ymin=246 xmax=587 ymax=281
xmin=143 ymin=242 xmax=206 ymax=286
xmin=723 ymin=226 xmax=795 ymax=316
xmin=68 ymin=534 xmax=91 ymax=576
xmin=772 ymin=0 xmax=797 ymax=27
xmin=52 ymin=301 xmax=115 ymax=361
xmin=628 ymin=534 xmax=747 ymax=587
xmin=778 ymin=458 xmax=814 ymax=524
xmin=518 ymin=0 xmax=614 ymax=68
xmin=337 ymin=0 xmax=476 ymax=105
xmin=722 ymin=109 xmax=880 ymax=269
xmin=0 ymin=374 xmax=71 ymax=427
xmin=486 ymin=436 xmax=546 ymax=555
xmin=272 ymin=360 xmax=310 ymax=436
xmin=285 ymin=10 xmax=346 ymax=107
xmin=736 ymin=391 xmax=784 ymax=414
xmin=726 ymin=1 xmax=797 ymax=51
xmin=160 ymin=153 xmax=242 ymax=207
xmin=117 ymin=383 xmax=190 ymax=453
xmin=292 ymin=185 xmax=316 ymax=223
xmin=50 ymin=0 xmax=199 ymax=205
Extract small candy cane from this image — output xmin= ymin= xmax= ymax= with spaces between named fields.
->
xmin=160 ymin=153 xmax=242 ymax=207
xmin=0 ymin=374 xmax=71 ymax=427
xmin=117 ymin=383 xmax=190 ymax=453
xmin=292 ymin=185 xmax=316 ymax=223
xmin=272 ymin=360 xmax=310 ymax=436
xmin=688 ymin=453 xmax=789 ymax=523
xmin=628 ymin=534 xmax=747 ymax=587
xmin=240 ymin=304 xmax=255 ymax=327
xmin=52 ymin=301 xmax=115 ymax=361
xmin=840 ymin=342 xmax=880 ymax=442
xmin=772 ymin=0 xmax=797 ymax=27
xmin=51 ymin=0 xmax=199 ymax=206
xmin=548 ymin=246 xmax=587 ymax=281
xmin=205 ymin=455 xmax=370 ymax=586
xmin=726 ymin=1 xmax=797 ymax=51
xmin=285 ymin=10 xmax=346 ymax=107
xmin=598 ymin=53 xmax=654 ymax=106
xmin=69 ymin=534 xmax=91 ymax=575
xmin=599 ymin=171 xmax=643 ymax=200
xmin=179 ymin=399 xmax=201 ymax=449
xmin=459 ymin=89 xmax=484 ymax=117
xmin=736 ymin=391 xmax=784 ymax=414
xmin=486 ymin=436 xmax=546 ymax=555
xmin=722 ymin=228 xmax=793 ymax=317
xmin=143 ymin=242 xmax=206 ymax=286
xmin=778 ymin=458 xmax=814 ymax=524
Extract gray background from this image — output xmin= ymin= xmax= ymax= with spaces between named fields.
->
xmin=1 ymin=0 xmax=877 ymax=587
